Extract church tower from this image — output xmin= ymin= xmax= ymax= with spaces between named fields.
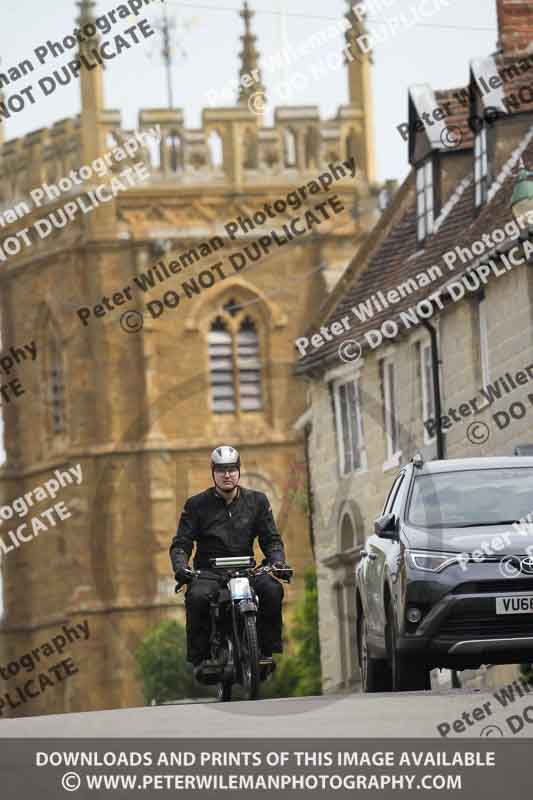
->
xmin=0 ymin=0 xmax=383 ymax=716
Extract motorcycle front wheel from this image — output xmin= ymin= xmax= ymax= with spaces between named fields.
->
xmin=240 ymin=614 xmax=260 ymax=700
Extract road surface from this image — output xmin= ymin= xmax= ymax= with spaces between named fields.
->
xmin=0 ymin=688 xmax=530 ymax=737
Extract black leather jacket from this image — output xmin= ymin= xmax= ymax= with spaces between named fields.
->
xmin=170 ymin=486 xmax=286 ymax=571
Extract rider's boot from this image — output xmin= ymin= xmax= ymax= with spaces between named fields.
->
xmin=259 ymin=654 xmax=276 ymax=680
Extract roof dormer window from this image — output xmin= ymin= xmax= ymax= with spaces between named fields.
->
xmin=416 ymin=158 xmax=435 ymax=246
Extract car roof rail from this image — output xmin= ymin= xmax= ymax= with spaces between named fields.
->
xmin=411 ymin=452 xmax=424 ymax=468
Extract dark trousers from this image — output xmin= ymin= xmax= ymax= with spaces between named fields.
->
xmin=185 ymin=573 xmax=284 ymax=664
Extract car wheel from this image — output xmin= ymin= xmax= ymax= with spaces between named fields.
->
xmin=386 ymin=605 xmax=430 ymax=692
xmin=358 ymin=613 xmax=392 ymax=692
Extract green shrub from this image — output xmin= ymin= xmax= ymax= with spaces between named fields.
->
xmin=263 ymin=567 xmax=322 ymax=698
xmin=135 ymin=618 xmax=210 ymax=704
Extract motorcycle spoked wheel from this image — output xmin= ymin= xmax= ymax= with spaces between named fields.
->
xmin=240 ymin=614 xmax=260 ymax=700
xmin=216 ymin=639 xmax=234 ymax=703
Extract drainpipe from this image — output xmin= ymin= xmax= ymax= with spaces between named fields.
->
xmin=422 ymin=320 xmax=445 ymax=460
xmin=303 ymin=421 xmax=316 ymax=560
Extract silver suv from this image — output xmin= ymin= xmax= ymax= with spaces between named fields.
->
xmin=356 ymin=456 xmax=533 ymax=692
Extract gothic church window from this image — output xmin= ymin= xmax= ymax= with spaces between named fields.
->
xmin=49 ymin=337 xmax=66 ymax=434
xmin=237 ymin=317 xmax=262 ymax=411
xmin=208 ymin=317 xmax=235 ymax=412
xmin=45 ymin=330 xmax=67 ymax=436
xmin=207 ymin=301 xmax=263 ymax=414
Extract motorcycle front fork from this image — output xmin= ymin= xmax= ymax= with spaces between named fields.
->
xmin=208 ymin=600 xmax=244 ymax=671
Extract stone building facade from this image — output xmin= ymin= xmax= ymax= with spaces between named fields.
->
xmin=0 ymin=1 xmax=383 ymax=714
xmin=296 ymin=0 xmax=533 ymax=693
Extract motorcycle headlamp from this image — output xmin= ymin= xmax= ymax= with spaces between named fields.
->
xmin=407 ymin=550 xmax=462 ymax=573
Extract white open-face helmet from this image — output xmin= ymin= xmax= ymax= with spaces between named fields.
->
xmin=211 ymin=445 xmax=241 ymax=472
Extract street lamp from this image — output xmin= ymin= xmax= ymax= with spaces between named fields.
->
xmin=511 ymin=164 xmax=533 ymax=225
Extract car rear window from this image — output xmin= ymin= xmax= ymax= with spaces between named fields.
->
xmin=407 ymin=467 xmax=533 ymax=528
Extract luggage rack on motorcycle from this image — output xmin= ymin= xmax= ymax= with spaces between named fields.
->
xmin=209 ymin=556 xmax=256 ymax=569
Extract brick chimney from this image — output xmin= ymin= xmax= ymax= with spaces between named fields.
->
xmin=497 ymin=0 xmax=533 ymax=55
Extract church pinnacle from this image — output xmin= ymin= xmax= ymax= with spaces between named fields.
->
xmin=77 ymin=0 xmax=96 ymax=26
xmin=343 ymin=0 xmax=375 ymax=183
xmin=75 ymin=0 xmax=107 ymax=198
xmin=238 ymin=1 xmax=266 ymax=106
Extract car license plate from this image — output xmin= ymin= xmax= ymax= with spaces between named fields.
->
xmin=496 ymin=595 xmax=533 ymax=614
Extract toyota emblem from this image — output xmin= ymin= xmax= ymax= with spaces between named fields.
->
xmin=519 ymin=556 xmax=533 ymax=575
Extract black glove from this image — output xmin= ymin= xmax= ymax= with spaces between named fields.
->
xmin=271 ymin=561 xmax=293 ymax=581
xmin=174 ymin=563 xmax=194 ymax=587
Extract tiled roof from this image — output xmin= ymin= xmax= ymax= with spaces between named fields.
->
xmin=295 ymin=104 xmax=533 ymax=375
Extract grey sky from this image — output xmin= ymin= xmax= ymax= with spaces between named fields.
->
xmin=1 ymin=0 xmax=497 ymax=183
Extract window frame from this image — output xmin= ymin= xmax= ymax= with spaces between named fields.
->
xmin=420 ymin=340 xmax=436 ymax=445
xmin=389 ymin=473 xmax=407 ymax=518
xmin=416 ymin=156 xmax=435 ymax=246
xmin=332 ymin=375 xmax=366 ymax=477
xmin=383 ymin=472 xmax=404 ymax=515
xmin=381 ymin=356 xmax=401 ymax=470
xmin=207 ymin=306 xmax=264 ymax=416
xmin=207 ymin=317 xmax=237 ymax=413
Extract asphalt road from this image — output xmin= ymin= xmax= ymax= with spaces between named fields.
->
xmin=0 ymin=688 xmax=531 ymax=738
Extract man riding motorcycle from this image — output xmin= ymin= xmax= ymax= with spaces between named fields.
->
xmin=169 ymin=445 xmax=292 ymax=676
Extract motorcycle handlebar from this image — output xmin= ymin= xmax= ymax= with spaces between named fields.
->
xmin=174 ymin=563 xmax=293 ymax=592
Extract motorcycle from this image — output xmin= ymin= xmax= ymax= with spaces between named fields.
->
xmin=176 ymin=556 xmax=292 ymax=702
